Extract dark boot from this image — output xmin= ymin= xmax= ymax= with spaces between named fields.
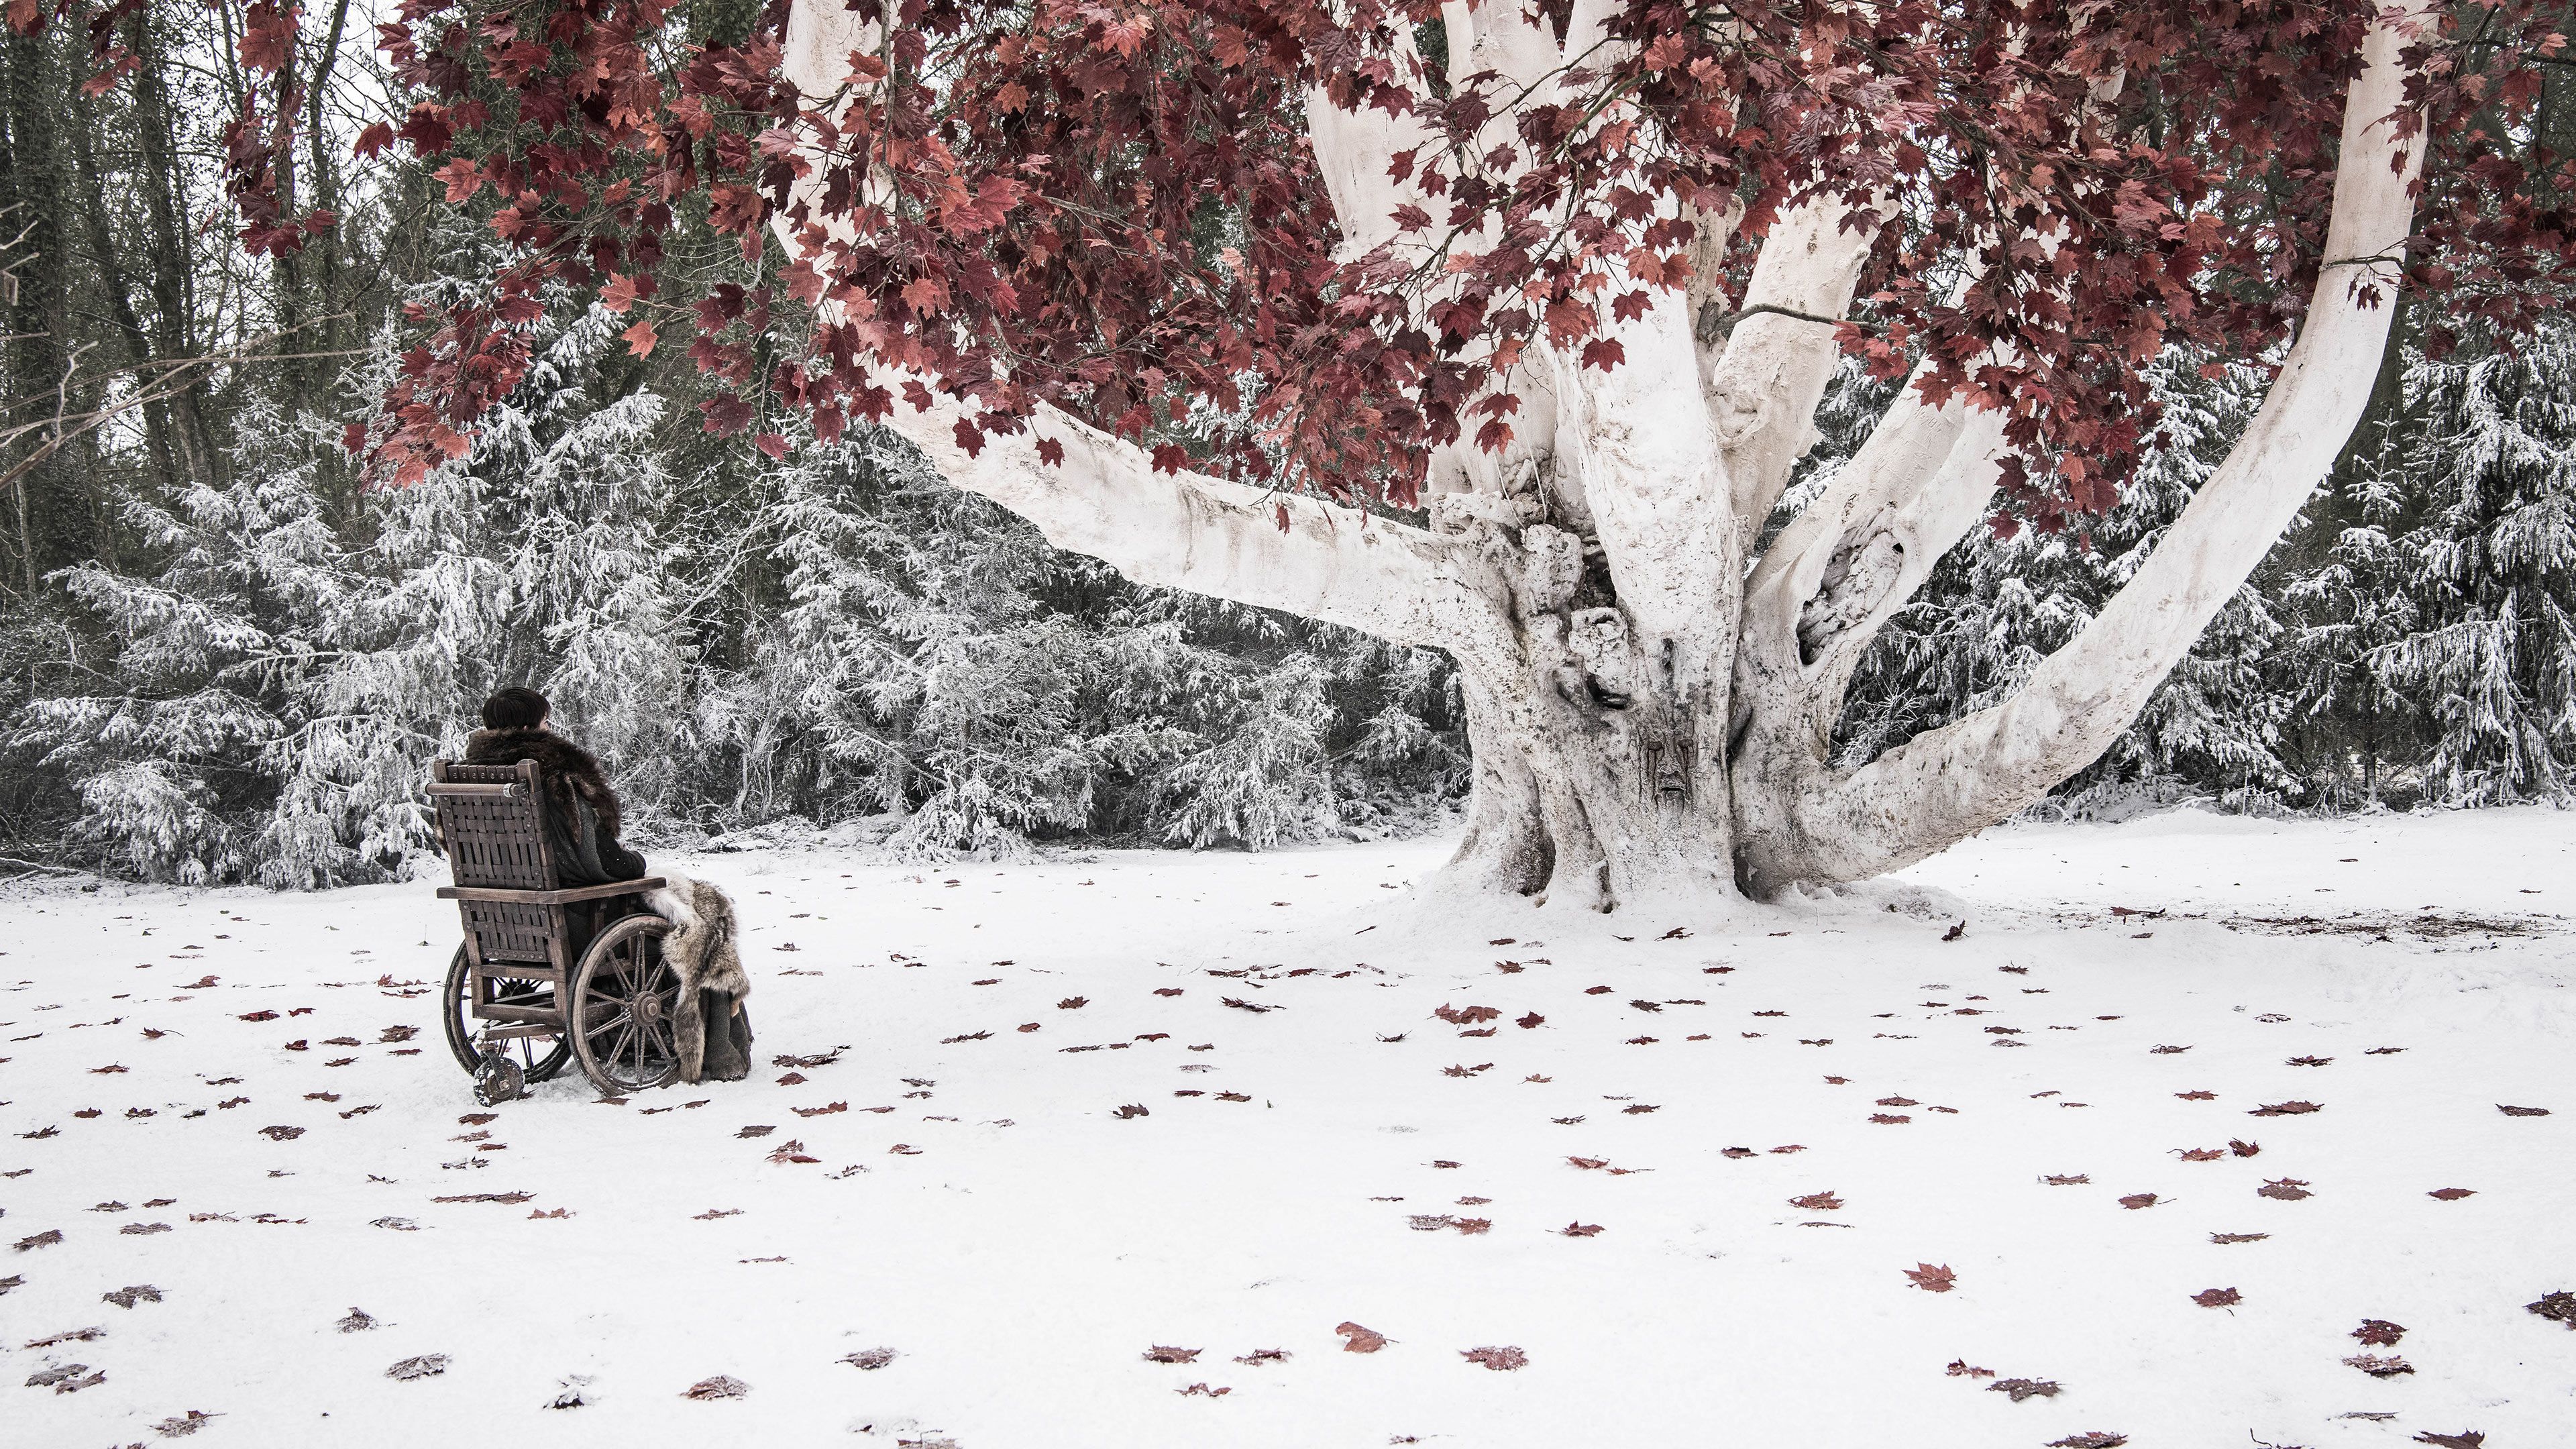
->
xmin=700 ymin=991 xmax=752 ymax=1081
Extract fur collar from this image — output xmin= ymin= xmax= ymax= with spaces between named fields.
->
xmin=462 ymin=727 xmax=625 ymax=840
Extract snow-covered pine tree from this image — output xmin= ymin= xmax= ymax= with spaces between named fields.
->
xmin=247 ymin=288 xmax=691 ymax=885
xmin=471 ymin=303 xmax=689 ymax=821
xmin=2267 ymin=458 xmax=2429 ymax=808
xmin=694 ymin=426 xmax=1462 ymax=857
xmin=2369 ymin=323 xmax=2576 ymax=803
xmin=15 ymin=395 xmax=351 ymax=882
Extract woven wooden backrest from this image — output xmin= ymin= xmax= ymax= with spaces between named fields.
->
xmin=429 ymin=759 xmax=566 ymax=967
xmin=430 ymin=759 xmax=559 ymax=891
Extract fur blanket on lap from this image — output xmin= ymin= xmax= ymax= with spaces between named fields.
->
xmin=644 ymin=870 xmax=751 ymax=1083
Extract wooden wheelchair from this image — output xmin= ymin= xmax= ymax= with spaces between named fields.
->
xmin=427 ymin=758 xmax=684 ymax=1098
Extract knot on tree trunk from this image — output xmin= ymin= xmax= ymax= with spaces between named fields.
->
xmin=1796 ymin=523 xmax=1906 ymax=664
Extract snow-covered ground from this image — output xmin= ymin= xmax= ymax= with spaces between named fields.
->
xmin=5 ymin=806 xmax=2573 ymax=1448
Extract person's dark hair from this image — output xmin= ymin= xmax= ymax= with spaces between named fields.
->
xmin=481 ymin=687 xmax=550 ymax=731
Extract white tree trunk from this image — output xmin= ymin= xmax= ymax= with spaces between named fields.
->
xmin=776 ymin=3 xmax=2432 ymax=910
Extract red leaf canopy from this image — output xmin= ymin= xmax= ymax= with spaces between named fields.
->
xmin=109 ymin=0 xmax=2574 ymax=509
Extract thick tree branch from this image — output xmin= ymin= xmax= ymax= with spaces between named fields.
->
xmin=1704 ymin=197 xmax=1884 ymax=531
xmin=1734 ymin=280 xmax=2015 ymax=730
xmin=1733 ymin=383 xmax=2004 ymax=722
xmin=1738 ymin=3 xmax=2434 ymax=891
xmin=1301 ymin=82 xmax=1441 ymax=263
xmin=1727 ymin=391 xmax=2009 ymax=884
xmin=879 ymin=392 xmax=1458 ymax=646
xmin=1442 ymin=0 xmax=1571 ymax=97
xmin=1556 ymin=281 xmax=1731 ymax=652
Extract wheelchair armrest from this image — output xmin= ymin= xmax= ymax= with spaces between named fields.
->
xmin=438 ymin=877 xmax=668 ymax=906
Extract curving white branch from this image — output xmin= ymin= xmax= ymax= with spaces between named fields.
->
xmin=1741 ymin=2 xmax=2434 ymax=890
xmin=1736 ymin=383 xmax=2002 ymax=694
xmin=881 ymin=396 xmax=1457 ymax=646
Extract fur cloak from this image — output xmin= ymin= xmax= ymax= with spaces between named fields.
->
xmin=462 ymin=727 xmax=646 ymax=883
xmin=645 ymin=869 xmax=752 ymax=1083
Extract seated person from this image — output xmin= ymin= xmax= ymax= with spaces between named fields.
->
xmin=463 ymin=687 xmax=751 ymax=1082
xmin=463 ymin=687 xmax=647 ymax=886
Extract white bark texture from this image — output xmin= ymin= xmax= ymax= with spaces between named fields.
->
xmin=775 ymin=4 xmax=2432 ymax=908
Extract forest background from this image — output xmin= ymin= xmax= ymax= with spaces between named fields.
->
xmin=3 ymin=3 xmax=2571 ymax=888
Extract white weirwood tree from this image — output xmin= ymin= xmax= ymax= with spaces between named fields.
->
xmin=750 ymin=1 xmax=2431 ymax=912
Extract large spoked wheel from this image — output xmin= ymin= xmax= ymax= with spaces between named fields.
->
xmin=441 ymin=946 xmax=573 ymax=1082
xmin=570 ymin=916 xmax=683 ymax=1096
